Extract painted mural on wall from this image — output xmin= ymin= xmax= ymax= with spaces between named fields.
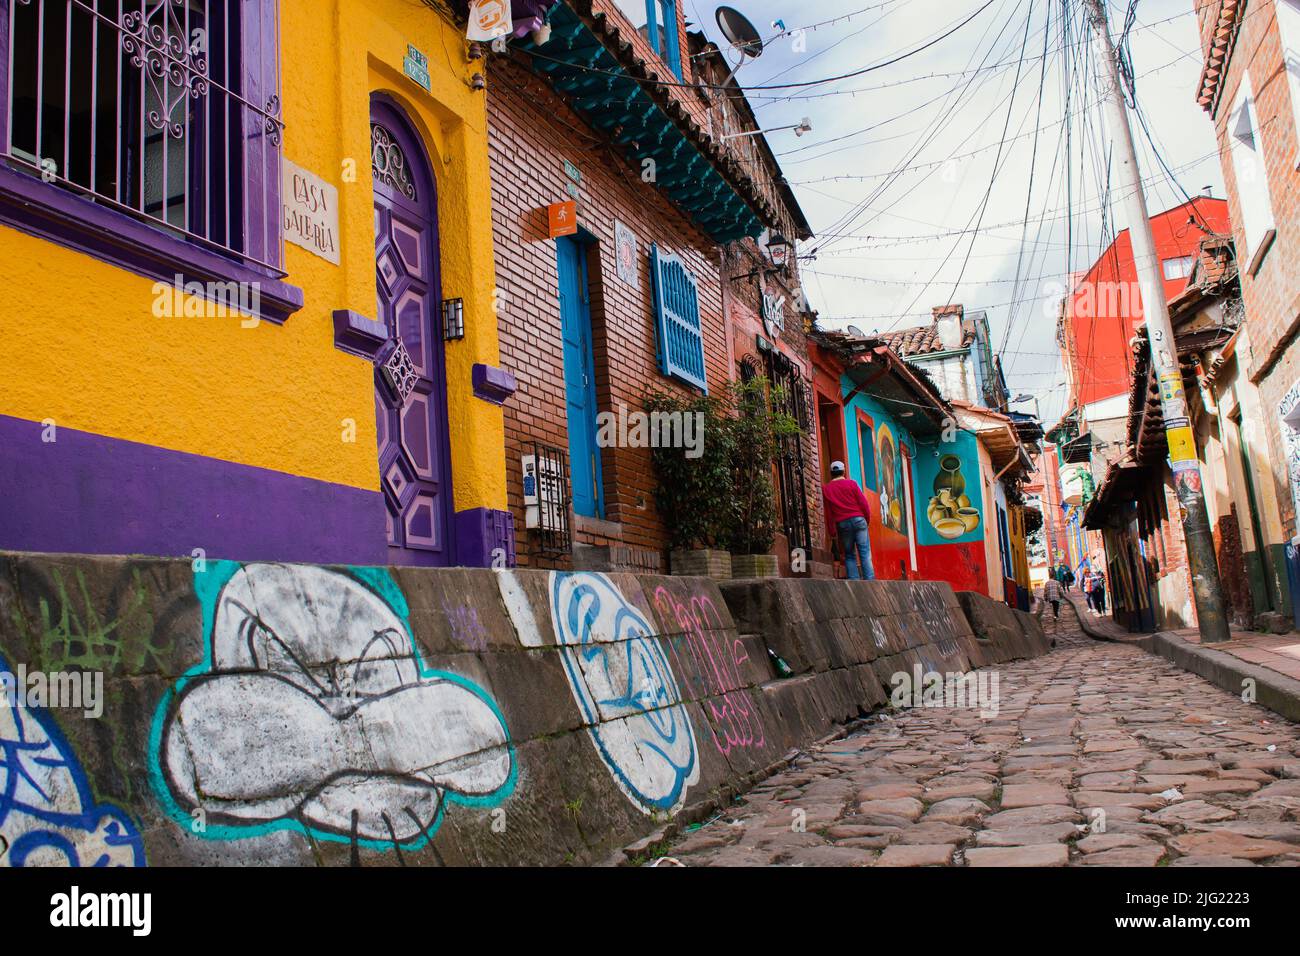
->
xmin=915 ymin=431 xmax=984 ymax=546
xmin=148 ymin=562 xmax=516 ymax=853
xmin=547 ymin=572 xmax=699 ymax=817
xmin=0 ymin=653 xmax=144 ymax=867
xmin=1279 ymin=379 xmax=1300 ymax=534
xmin=877 ymin=424 xmax=906 ymax=534
xmin=926 ymin=453 xmax=981 ymax=540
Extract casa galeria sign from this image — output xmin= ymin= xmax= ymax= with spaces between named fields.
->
xmin=281 ymin=159 xmax=340 ymax=265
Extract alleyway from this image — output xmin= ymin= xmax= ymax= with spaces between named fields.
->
xmin=656 ymin=603 xmax=1300 ymax=867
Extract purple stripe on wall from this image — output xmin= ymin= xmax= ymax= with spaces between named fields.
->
xmin=0 ymin=415 xmax=388 ymax=566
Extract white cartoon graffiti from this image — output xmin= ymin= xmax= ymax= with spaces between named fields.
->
xmin=547 ymin=572 xmax=699 ymax=816
xmin=152 ymin=563 xmax=514 ymax=852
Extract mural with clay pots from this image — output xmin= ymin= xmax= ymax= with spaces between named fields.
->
xmin=927 ymin=454 xmax=981 ymax=540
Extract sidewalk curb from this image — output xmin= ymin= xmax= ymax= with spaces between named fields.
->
xmin=1147 ymin=630 xmax=1300 ymax=724
xmin=1064 ymin=595 xmax=1154 ymax=650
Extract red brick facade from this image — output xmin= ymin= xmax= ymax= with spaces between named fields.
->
xmin=487 ymin=57 xmax=726 ymax=568
xmin=1199 ymin=0 xmax=1300 ymax=542
xmin=485 ymin=2 xmax=820 ymax=571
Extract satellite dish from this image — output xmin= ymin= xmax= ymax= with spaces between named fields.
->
xmin=847 ymin=325 xmax=866 ymax=338
xmin=715 ymin=6 xmax=763 ymax=87
xmin=716 ymin=6 xmax=764 ymax=58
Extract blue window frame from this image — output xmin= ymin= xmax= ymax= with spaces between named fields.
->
xmin=650 ymin=243 xmax=706 ymax=391
xmin=857 ymin=417 xmax=877 ymax=491
xmin=613 ymin=0 xmax=682 ymax=78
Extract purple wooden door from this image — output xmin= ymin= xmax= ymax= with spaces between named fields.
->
xmin=370 ymin=98 xmax=454 ymax=566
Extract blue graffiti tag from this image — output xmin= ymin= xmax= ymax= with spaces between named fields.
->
xmin=549 ymin=572 xmax=698 ymax=815
xmin=0 ymin=653 xmax=144 ymax=867
xmin=147 ymin=562 xmax=516 ymax=854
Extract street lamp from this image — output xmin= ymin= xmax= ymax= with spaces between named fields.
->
xmin=1009 ymin=392 xmax=1041 ymax=422
xmin=765 ymin=231 xmax=793 ymax=269
xmin=721 ymin=118 xmax=812 ymax=141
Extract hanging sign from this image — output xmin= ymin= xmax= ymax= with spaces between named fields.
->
xmin=614 ymin=220 xmax=638 ymax=288
xmin=761 ymin=288 xmax=786 ymax=339
xmin=403 ymin=45 xmax=431 ymax=92
xmin=547 ymin=200 xmax=578 ymax=238
xmin=281 ymin=159 xmax=340 ymax=265
xmin=467 ymin=0 xmax=513 ymax=41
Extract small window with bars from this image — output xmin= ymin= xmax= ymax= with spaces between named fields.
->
xmin=2 ymin=0 xmax=283 ymax=270
xmin=650 ymin=243 xmax=706 ymax=392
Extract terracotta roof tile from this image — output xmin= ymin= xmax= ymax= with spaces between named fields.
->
xmin=879 ymin=318 xmax=978 ymax=356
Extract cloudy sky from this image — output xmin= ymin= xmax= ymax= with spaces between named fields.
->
xmin=687 ymin=0 xmax=1224 ymax=424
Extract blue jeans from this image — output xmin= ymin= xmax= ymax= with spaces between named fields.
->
xmin=837 ymin=516 xmax=875 ymax=580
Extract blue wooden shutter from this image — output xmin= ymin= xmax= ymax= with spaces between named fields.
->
xmin=650 ymin=244 xmax=707 ymax=391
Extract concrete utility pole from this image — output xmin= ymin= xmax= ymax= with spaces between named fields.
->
xmin=1083 ymin=0 xmax=1230 ymax=642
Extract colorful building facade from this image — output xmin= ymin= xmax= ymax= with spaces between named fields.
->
xmin=1197 ymin=0 xmax=1300 ymax=627
xmin=810 ymin=330 xmax=1035 ymax=606
xmin=0 ymin=0 xmax=515 ymax=566
xmin=485 ymin=1 xmax=817 ymax=573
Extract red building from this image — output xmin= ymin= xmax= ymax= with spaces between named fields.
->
xmin=1063 ymin=197 xmax=1231 ymax=410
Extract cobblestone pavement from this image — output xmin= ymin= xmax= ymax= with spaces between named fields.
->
xmin=658 ymin=602 xmax=1300 ymax=867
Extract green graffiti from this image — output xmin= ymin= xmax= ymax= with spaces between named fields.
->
xmin=12 ymin=566 xmax=181 ymax=800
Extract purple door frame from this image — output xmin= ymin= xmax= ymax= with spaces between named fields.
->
xmin=370 ymin=95 xmax=455 ymax=566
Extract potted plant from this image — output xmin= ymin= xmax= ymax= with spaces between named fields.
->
xmin=727 ymin=375 xmax=801 ymax=579
xmin=644 ymin=387 xmax=735 ymax=579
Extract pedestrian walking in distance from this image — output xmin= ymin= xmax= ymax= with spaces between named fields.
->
xmin=1043 ymin=576 xmax=1063 ymax=618
xmin=1090 ymin=569 xmax=1107 ymax=615
xmin=823 ymin=461 xmax=875 ymax=581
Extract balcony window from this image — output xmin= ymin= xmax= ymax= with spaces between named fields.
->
xmin=612 ymin=0 xmax=681 ymax=78
xmin=1226 ymin=80 xmax=1276 ymax=271
xmin=1162 ymin=255 xmax=1194 ymax=281
xmin=1277 ymin=0 xmax=1300 ymax=167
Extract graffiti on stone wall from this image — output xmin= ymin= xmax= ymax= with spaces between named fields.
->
xmin=444 ymin=601 xmax=490 ymax=652
xmin=654 ymin=586 xmax=765 ymax=757
xmin=548 ymin=572 xmax=699 ymax=817
xmin=8 ymin=563 xmax=186 ymax=802
xmin=1279 ymin=379 xmax=1300 ymax=531
xmin=0 ymin=653 xmax=144 ymax=867
xmin=148 ymin=563 xmax=515 ymax=853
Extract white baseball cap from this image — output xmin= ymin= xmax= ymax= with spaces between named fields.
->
xmin=830 ymin=461 xmax=845 ymax=473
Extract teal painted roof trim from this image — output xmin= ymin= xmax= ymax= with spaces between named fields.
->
xmin=518 ymin=3 xmax=764 ymax=243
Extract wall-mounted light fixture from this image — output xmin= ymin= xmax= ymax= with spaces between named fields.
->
xmin=443 ymin=298 xmax=465 ymax=340
xmin=765 ymin=232 xmax=793 ymax=269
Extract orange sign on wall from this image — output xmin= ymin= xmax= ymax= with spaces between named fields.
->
xmin=547 ymin=200 xmax=578 ymax=238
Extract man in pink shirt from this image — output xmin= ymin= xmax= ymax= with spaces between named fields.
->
xmin=822 ymin=461 xmax=875 ymax=580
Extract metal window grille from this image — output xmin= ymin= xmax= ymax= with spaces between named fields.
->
xmin=763 ymin=348 xmax=812 ymax=554
xmin=527 ymin=441 xmax=571 ymax=557
xmin=5 ymin=0 xmax=283 ymax=270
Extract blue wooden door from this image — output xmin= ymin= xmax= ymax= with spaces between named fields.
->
xmin=557 ymin=237 xmax=602 ymax=518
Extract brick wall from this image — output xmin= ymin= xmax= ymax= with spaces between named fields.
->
xmin=1204 ymin=0 xmax=1300 ymax=539
xmin=724 ymin=239 xmax=828 ymax=559
xmin=487 ymin=56 xmax=731 ymax=567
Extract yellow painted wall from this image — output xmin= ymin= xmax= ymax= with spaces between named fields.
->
xmin=1008 ymin=504 xmax=1031 ymax=592
xmin=0 ymin=0 xmax=506 ymax=511
xmin=975 ymin=442 xmax=1005 ymax=601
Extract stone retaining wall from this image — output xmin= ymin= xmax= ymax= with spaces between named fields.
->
xmin=0 ymin=551 xmax=1047 ymax=867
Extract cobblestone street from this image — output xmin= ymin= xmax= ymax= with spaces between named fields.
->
xmin=659 ymin=603 xmax=1300 ymax=867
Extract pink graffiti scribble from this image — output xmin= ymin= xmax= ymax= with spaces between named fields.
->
xmin=653 ymin=586 xmax=765 ymax=757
